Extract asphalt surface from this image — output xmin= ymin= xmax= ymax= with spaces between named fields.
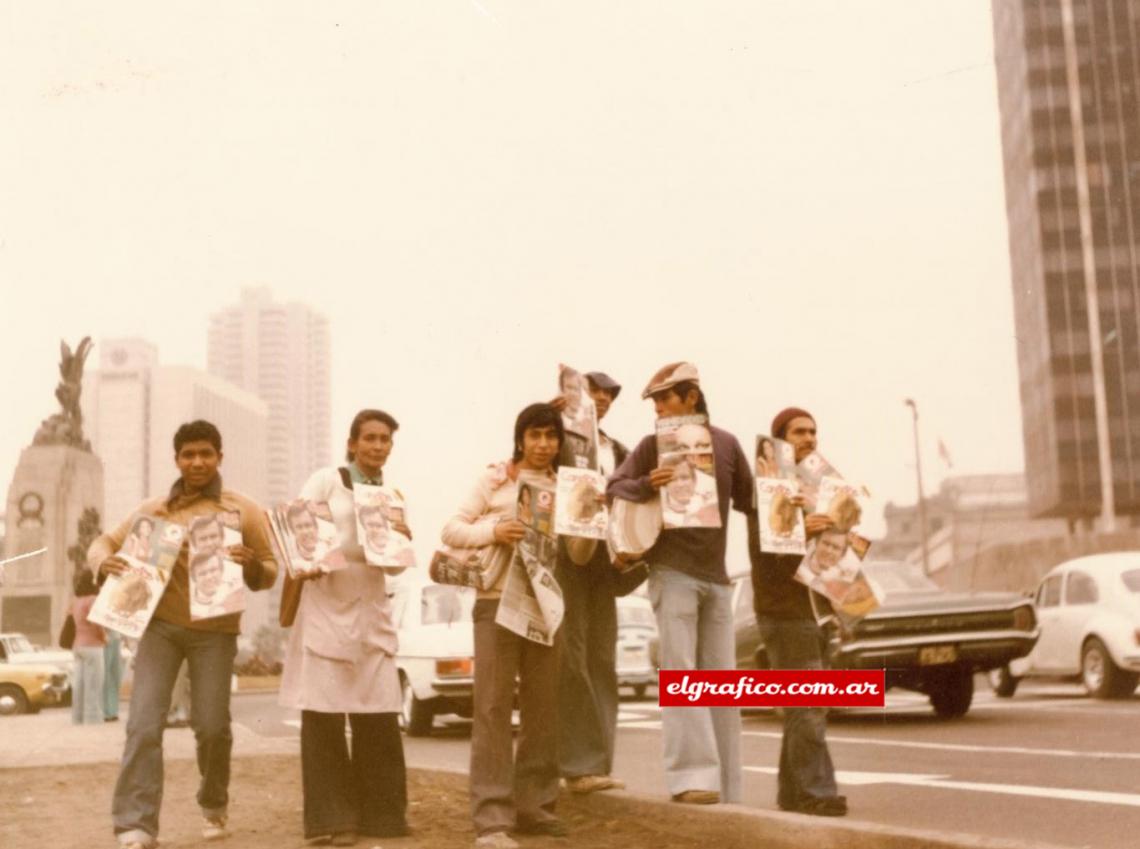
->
xmin=231 ymin=678 xmax=1139 ymax=849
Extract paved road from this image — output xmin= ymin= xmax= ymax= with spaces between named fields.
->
xmin=233 ymin=679 xmax=1139 ymax=849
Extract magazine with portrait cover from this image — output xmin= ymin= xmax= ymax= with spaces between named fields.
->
xmin=794 ymin=532 xmax=882 ymax=626
xmin=89 ymin=515 xmax=186 ymax=639
xmin=516 ymin=479 xmax=556 ymax=537
xmin=353 ymin=483 xmax=417 ymax=568
xmin=815 ymin=476 xmax=865 ymax=534
xmin=554 ymin=467 xmax=608 ymax=540
xmin=557 ymin=364 xmax=600 ymax=470
xmin=268 ymin=499 xmax=348 ymax=579
xmin=754 ymin=435 xmax=796 ymax=480
xmin=188 ymin=511 xmax=246 ymax=621
xmin=794 ymin=451 xmax=841 ymax=513
xmin=655 ymin=414 xmax=721 ymax=530
xmin=755 ymin=477 xmax=807 ymax=556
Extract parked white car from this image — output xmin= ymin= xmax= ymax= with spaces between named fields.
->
xmin=989 ymin=553 xmax=1140 ymax=699
xmin=390 ymin=579 xmax=475 ymax=736
xmin=616 ymin=595 xmax=656 ymax=699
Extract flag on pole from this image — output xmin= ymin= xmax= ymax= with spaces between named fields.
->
xmin=937 ymin=438 xmax=954 ymax=469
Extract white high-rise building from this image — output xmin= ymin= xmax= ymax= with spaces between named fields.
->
xmin=207 ymin=288 xmax=331 ymax=507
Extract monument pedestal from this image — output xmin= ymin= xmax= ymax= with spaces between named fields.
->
xmin=2 ymin=446 xmax=104 ymax=648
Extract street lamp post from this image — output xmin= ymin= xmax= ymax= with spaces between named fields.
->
xmin=905 ymin=399 xmax=931 ymax=576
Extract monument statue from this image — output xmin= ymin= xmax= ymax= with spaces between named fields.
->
xmin=32 ymin=337 xmax=94 ymax=451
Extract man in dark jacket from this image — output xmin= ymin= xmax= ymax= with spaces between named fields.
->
xmin=748 ymin=407 xmax=847 ymax=817
xmin=556 ymin=371 xmax=630 ymax=794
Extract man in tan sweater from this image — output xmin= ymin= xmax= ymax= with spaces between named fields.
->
xmin=87 ymin=420 xmax=278 ymax=849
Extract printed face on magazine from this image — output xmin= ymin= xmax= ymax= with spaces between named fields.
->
xmin=560 ymin=370 xmax=584 ymax=414
xmin=783 ymin=416 xmax=818 ymax=462
xmin=192 ymin=554 xmax=224 ymax=601
xmin=189 ymin=516 xmax=225 ymax=555
xmin=360 ymin=507 xmax=389 ymax=552
xmin=675 ymin=423 xmax=712 ymax=454
xmin=349 ymin=419 xmax=393 ymax=474
xmin=664 ymin=459 xmax=696 ymax=509
xmin=287 ymin=507 xmax=319 ymax=559
xmin=814 ymin=530 xmax=847 ymax=570
xmin=176 ymin=440 xmax=222 ymax=490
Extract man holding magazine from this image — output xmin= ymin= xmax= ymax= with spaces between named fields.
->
xmin=747 ymin=407 xmax=847 ymax=817
xmin=87 ymin=420 xmax=278 ymax=849
xmin=607 ymin=362 xmax=753 ymax=806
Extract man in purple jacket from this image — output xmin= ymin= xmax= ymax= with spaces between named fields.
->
xmin=606 ymin=362 xmax=754 ymax=805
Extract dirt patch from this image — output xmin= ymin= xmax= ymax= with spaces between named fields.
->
xmin=1 ymin=756 xmax=735 ymax=849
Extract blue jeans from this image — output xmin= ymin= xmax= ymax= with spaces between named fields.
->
xmin=755 ymin=616 xmax=839 ymax=808
xmin=112 ymin=619 xmax=237 ymax=845
xmin=647 ymin=567 xmax=741 ymax=802
xmin=104 ymin=631 xmax=122 ymax=720
xmin=72 ymin=646 xmax=105 ymax=724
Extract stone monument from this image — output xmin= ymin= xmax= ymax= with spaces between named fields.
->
xmin=1 ymin=338 xmax=105 ymax=647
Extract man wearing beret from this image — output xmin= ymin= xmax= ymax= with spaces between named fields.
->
xmin=748 ymin=407 xmax=847 ymax=817
xmin=554 ymin=371 xmax=630 ymax=795
xmin=607 ymin=362 xmax=753 ymax=806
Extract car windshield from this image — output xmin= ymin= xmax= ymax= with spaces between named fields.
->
xmin=1122 ymin=569 xmax=1140 ymax=593
xmin=863 ymin=562 xmax=940 ymax=594
xmin=7 ymin=635 xmax=35 ymax=654
xmin=421 ymin=586 xmax=474 ymax=626
xmin=618 ymin=605 xmax=656 ymax=628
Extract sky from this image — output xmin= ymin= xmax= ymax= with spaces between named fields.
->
xmin=0 ymin=1 xmax=1024 ymax=564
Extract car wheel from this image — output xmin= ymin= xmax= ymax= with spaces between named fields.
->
xmin=0 ymin=684 xmax=30 ymax=716
xmin=399 ymin=673 xmax=434 ymax=737
xmin=633 ymin=684 xmax=648 ymax=699
xmin=1081 ymin=638 xmax=1138 ymax=699
xmin=928 ymin=665 xmax=974 ymax=718
xmin=987 ymin=664 xmax=1019 ymax=698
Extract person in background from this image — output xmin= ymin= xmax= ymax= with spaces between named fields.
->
xmin=553 ymin=371 xmax=630 ymax=795
xmin=279 ymin=409 xmax=411 ymax=846
xmin=70 ymin=568 xmax=106 ymax=724
xmin=442 ymin=403 xmax=566 ymax=849
xmin=103 ymin=629 xmax=123 ymax=722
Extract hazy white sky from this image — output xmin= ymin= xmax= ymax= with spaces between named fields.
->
xmin=1 ymin=1 xmax=1022 ymax=559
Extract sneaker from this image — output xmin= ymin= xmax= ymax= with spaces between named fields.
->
xmin=202 ymin=814 xmax=228 ymax=840
xmin=671 ymin=790 xmax=720 ymax=805
xmin=474 ymin=831 xmax=519 ymax=849
xmin=514 ymin=817 xmax=569 ymax=837
xmin=565 ymin=775 xmax=625 ymax=794
xmin=330 ymin=833 xmax=357 ymax=847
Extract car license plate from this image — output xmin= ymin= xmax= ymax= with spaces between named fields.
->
xmin=918 ymin=645 xmax=958 ymax=665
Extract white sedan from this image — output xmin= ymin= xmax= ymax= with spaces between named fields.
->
xmin=390 ymin=579 xmax=475 ymax=736
xmin=989 ymin=552 xmax=1140 ymax=699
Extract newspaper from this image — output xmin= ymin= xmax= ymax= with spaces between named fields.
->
xmin=554 ymin=467 xmax=608 ymax=540
xmin=429 ymin=545 xmax=511 ymax=591
xmin=656 ymin=414 xmax=721 ymax=529
xmin=558 ymin=364 xmax=600 ymax=470
xmin=354 ymin=483 xmax=417 ymax=568
xmin=89 ymin=515 xmax=185 ymax=638
xmin=268 ymin=499 xmax=347 ymax=579
xmin=188 ymin=512 xmax=246 ymax=621
xmin=494 ymin=480 xmax=564 ymax=645
xmin=795 ymin=531 xmax=882 ymax=626
xmin=755 ymin=477 xmax=807 ymax=555
xmin=754 ymin=435 xmax=796 ymax=480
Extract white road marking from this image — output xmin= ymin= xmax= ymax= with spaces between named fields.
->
xmin=740 ymin=730 xmax=1140 ymax=761
xmin=743 ymin=766 xmax=1140 ymax=808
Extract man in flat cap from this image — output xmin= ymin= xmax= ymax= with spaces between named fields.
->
xmin=748 ymin=407 xmax=847 ymax=817
xmin=607 ymin=362 xmax=753 ymax=806
xmin=555 ymin=371 xmax=630 ymax=794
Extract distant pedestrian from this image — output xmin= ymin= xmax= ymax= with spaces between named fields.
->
xmin=103 ymin=630 xmax=122 ymax=722
xmin=70 ymin=568 xmax=106 ymax=724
